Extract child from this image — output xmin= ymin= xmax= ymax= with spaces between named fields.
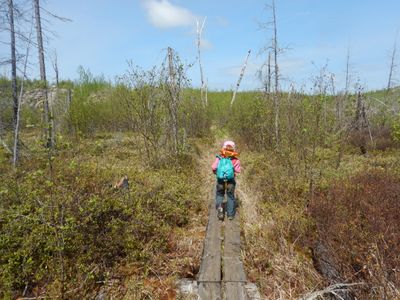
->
xmin=211 ymin=140 xmax=241 ymax=220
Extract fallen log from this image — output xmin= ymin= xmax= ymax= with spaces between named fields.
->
xmin=311 ymin=241 xmax=356 ymax=300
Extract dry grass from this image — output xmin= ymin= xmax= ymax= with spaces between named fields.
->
xmin=236 ymin=147 xmax=400 ymax=299
xmin=237 ymin=151 xmax=323 ymax=299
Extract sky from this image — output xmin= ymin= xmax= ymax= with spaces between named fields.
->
xmin=1 ymin=0 xmax=400 ymax=92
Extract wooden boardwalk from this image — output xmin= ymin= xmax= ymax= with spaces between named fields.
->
xmin=197 ymin=199 xmax=250 ymax=300
xmin=198 ymin=201 xmax=222 ymax=299
xmin=223 ymin=216 xmax=247 ymax=299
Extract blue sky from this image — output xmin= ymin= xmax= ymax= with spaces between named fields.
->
xmin=2 ymin=0 xmax=400 ymax=91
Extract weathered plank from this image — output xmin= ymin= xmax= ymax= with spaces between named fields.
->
xmin=198 ymin=200 xmax=222 ymax=299
xmin=223 ymin=214 xmax=247 ymax=300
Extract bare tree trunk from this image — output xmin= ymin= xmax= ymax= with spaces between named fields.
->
xmin=354 ymin=90 xmax=372 ymax=155
xmin=34 ymin=0 xmax=54 ymax=148
xmin=197 ymin=17 xmax=207 ymax=107
xmin=8 ymin=0 xmax=18 ymax=130
xmin=272 ymin=0 xmax=279 ymax=94
xmin=345 ymin=47 xmax=351 ymax=94
xmin=167 ymin=47 xmax=178 ymax=155
xmin=312 ymin=241 xmax=356 ymax=300
xmin=34 ymin=0 xmax=45 ymax=82
xmin=336 ymin=48 xmax=351 ymax=168
xmin=13 ymin=26 xmax=33 ymax=167
xmin=205 ymin=78 xmax=208 ymax=106
xmin=339 ymin=48 xmax=351 ymax=126
xmin=271 ymin=0 xmax=280 ymax=146
xmin=52 ymin=50 xmax=59 ymax=87
xmin=387 ymin=38 xmax=397 ymax=93
xmin=267 ymin=51 xmax=271 ymax=94
xmin=230 ymin=49 xmax=251 ymax=107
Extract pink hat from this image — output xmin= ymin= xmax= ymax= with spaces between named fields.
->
xmin=223 ymin=140 xmax=236 ymax=150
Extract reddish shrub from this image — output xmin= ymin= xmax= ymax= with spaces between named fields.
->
xmin=348 ymin=126 xmax=398 ymax=152
xmin=308 ymin=171 xmax=400 ymax=298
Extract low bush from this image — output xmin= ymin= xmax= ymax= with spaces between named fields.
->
xmin=308 ymin=170 xmax=400 ymax=299
xmin=0 ymin=134 xmax=204 ymax=299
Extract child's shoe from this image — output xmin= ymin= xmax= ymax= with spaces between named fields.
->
xmin=217 ymin=207 xmax=224 ymax=220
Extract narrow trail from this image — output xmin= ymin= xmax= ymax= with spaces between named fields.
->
xmin=179 ymin=140 xmax=260 ymax=300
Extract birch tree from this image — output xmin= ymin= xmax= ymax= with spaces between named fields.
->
xmin=196 ymin=17 xmax=207 ymax=107
xmin=230 ymin=49 xmax=251 ymax=107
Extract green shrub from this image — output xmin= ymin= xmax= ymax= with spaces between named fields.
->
xmin=0 ymin=134 xmax=204 ymax=298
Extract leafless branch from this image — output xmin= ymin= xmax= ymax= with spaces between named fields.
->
xmin=300 ymin=282 xmax=365 ymax=300
xmin=41 ymin=6 xmax=72 ymax=22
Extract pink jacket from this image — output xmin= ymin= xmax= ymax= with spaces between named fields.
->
xmin=212 ymin=157 xmax=241 ymax=175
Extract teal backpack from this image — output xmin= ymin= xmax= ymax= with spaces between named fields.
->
xmin=216 ymin=155 xmax=235 ymax=181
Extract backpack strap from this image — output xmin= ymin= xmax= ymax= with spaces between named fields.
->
xmin=216 ymin=154 xmax=232 ymax=160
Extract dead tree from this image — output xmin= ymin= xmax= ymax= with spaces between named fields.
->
xmin=271 ymin=0 xmax=279 ymax=94
xmin=13 ymin=26 xmax=33 ymax=167
xmin=353 ymin=89 xmax=372 ymax=155
xmin=196 ymin=17 xmax=207 ymax=107
xmin=167 ymin=47 xmax=179 ymax=155
xmin=345 ymin=47 xmax=351 ymax=94
xmin=311 ymin=241 xmax=356 ymax=300
xmin=386 ymin=37 xmax=397 ymax=93
xmin=34 ymin=0 xmax=54 ymax=148
xmin=267 ymin=51 xmax=271 ymax=94
xmin=335 ymin=48 xmax=351 ymax=168
xmin=338 ymin=47 xmax=351 ymax=125
xmin=230 ymin=49 xmax=251 ymax=107
xmin=8 ymin=0 xmax=18 ymax=130
xmin=268 ymin=0 xmax=280 ymax=145
xmin=51 ymin=50 xmax=59 ymax=87
xmin=34 ymin=0 xmax=45 ymax=83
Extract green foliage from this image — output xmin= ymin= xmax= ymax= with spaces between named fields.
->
xmin=67 ymin=67 xmax=116 ymax=136
xmin=180 ymin=89 xmax=211 ymax=138
xmin=392 ymin=115 xmax=400 ymax=142
xmin=0 ymin=134 xmax=203 ymax=298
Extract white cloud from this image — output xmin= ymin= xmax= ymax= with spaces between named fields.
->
xmin=141 ymin=0 xmax=197 ymax=29
xmin=215 ymin=16 xmax=229 ymax=27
